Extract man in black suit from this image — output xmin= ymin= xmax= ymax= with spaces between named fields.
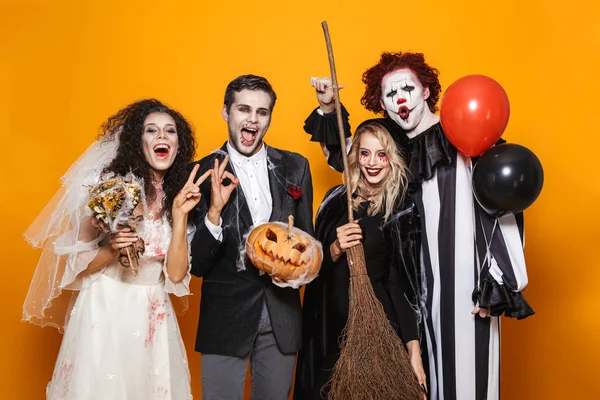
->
xmin=190 ymin=74 xmax=314 ymax=399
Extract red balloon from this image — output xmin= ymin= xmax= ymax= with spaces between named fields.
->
xmin=440 ymin=75 xmax=510 ymax=157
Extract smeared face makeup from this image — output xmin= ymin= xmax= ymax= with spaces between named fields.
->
xmin=358 ymin=132 xmax=391 ymax=186
xmin=223 ymin=89 xmax=272 ymax=157
xmin=142 ymin=112 xmax=179 ymax=179
xmin=380 ymin=68 xmax=429 ymax=132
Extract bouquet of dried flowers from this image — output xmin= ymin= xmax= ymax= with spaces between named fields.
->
xmin=87 ymin=173 xmax=145 ymax=275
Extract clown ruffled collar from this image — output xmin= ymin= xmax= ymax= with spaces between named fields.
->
xmin=405 ymin=122 xmax=455 ymax=186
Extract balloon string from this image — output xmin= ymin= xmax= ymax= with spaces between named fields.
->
xmin=484 ymin=219 xmax=498 ymax=271
xmin=474 ymin=206 xmax=481 ymax=288
xmin=471 ymin=156 xmax=481 ymax=289
xmin=471 ymin=155 xmax=498 ymax=288
xmin=476 ymin=216 xmax=498 ymax=289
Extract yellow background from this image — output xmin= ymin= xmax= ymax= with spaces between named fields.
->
xmin=1 ymin=0 xmax=599 ymax=398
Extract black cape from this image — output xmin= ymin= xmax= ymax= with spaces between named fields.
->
xmin=293 ymin=185 xmax=423 ymax=399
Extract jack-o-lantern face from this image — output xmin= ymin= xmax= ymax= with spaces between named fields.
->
xmin=246 ymin=215 xmax=322 ymax=284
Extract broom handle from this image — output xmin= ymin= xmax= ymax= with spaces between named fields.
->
xmin=321 ymin=21 xmax=354 ymax=224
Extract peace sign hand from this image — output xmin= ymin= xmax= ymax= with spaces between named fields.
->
xmin=172 ymin=164 xmax=212 ymax=218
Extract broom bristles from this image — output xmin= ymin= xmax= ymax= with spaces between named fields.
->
xmin=325 ymin=244 xmax=422 ymax=400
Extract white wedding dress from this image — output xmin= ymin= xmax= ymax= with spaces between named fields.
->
xmin=45 ymin=215 xmax=193 ymax=400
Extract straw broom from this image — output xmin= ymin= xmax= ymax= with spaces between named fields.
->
xmin=320 ymin=21 xmax=422 ymax=400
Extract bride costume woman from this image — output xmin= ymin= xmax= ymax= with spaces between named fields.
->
xmin=22 ymin=99 xmax=211 ymax=399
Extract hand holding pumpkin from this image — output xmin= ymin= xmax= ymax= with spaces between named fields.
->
xmin=331 ymin=221 xmax=362 ymax=262
xmin=246 ymin=216 xmax=323 ymax=288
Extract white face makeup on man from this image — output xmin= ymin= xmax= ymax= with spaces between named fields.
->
xmin=223 ymin=89 xmax=272 ymax=157
xmin=142 ymin=112 xmax=179 ymax=181
xmin=358 ymin=132 xmax=391 ymax=186
xmin=380 ymin=68 xmax=431 ymax=134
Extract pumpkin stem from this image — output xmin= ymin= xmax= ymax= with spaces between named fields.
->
xmin=288 ymin=215 xmax=294 ymax=234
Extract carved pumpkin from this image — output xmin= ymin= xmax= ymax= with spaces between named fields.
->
xmin=246 ymin=215 xmax=322 ymax=284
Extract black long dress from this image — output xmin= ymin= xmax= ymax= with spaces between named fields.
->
xmin=295 ymin=186 xmax=421 ymax=399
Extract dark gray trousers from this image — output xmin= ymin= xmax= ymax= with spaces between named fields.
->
xmin=200 ymin=303 xmax=296 ymax=400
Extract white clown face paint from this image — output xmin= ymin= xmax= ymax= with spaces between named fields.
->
xmin=380 ymin=68 xmax=430 ymax=133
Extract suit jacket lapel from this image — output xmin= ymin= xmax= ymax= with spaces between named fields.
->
xmin=267 ymin=146 xmax=287 ymax=223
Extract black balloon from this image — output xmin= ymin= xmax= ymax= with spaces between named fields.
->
xmin=472 ymin=143 xmax=544 ymax=217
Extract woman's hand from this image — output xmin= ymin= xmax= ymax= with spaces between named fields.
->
xmin=172 ymin=164 xmax=212 ymax=218
xmin=330 ymin=220 xmax=362 ymax=262
xmin=406 ymin=340 xmax=428 ymax=399
xmin=109 ymin=228 xmax=138 ymax=252
xmin=411 ymin=352 xmax=428 ymax=399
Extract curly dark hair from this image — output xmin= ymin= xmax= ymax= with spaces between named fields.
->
xmin=99 ymin=99 xmax=197 ymax=223
xmin=361 ymin=52 xmax=442 ymax=115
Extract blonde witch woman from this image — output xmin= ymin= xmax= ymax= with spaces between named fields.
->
xmin=295 ymin=120 xmax=427 ymax=399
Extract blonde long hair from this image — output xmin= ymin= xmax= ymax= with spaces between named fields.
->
xmin=347 ymin=122 xmax=409 ymax=221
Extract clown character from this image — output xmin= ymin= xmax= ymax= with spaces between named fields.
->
xmin=300 ymin=52 xmax=533 ymax=400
